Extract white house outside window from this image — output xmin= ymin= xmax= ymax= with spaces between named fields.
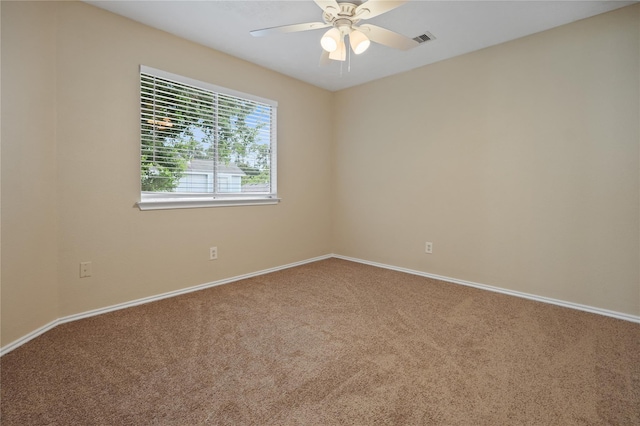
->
xmin=137 ymin=66 xmax=278 ymax=210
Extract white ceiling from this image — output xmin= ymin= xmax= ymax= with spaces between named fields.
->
xmin=86 ymin=0 xmax=636 ymax=91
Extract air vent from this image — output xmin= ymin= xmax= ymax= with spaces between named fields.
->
xmin=413 ymin=32 xmax=435 ymax=44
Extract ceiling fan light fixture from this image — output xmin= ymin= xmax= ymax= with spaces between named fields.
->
xmin=349 ymin=29 xmax=370 ymax=54
xmin=320 ymin=28 xmax=340 ymax=52
xmin=328 ymin=38 xmax=346 ymax=61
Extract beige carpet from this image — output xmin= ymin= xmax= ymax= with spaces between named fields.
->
xmin=1 ymin=258 xmax=639 ymax=425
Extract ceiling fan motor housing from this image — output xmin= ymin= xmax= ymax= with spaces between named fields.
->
xmin=323 ymin=2 xmax=364 ymax=34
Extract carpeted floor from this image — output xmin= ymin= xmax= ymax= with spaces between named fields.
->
xmin=1 ymin=258 xmax=639 ymax=425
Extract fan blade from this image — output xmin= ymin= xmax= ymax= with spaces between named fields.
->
xmin=250 ymin=22 xmax=330 ymax=37
xmin=314 ymin=0 xmax=341 ymax=17
xmin=355 ymin=0 xmax=408 ymax=20
xmin=358 ymin=24 xmax=418 ymax=51
xmin=319 ymin=50 xmax=331 ymax=66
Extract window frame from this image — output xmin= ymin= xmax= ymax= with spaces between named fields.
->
xmin=137 ymin=65 xmax=279 ymax=211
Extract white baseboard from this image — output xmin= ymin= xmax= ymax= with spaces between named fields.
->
xmin=0 ymin=254 xmax=332 ymax=356
xmin=0 ymin=319 xmax=60 ymax=358
xmin=2 ymin=253 xmax=638 ymax=356
xmin=332 ymin=254 xmax=640 ymax=324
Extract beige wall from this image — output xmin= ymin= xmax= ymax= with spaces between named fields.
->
xmin=54 ymin=2 xmax=333 ymax=319
xmin=333 ymin=5 xmax=640 ymax=315
xmin=1 ymin=2 xmax=639 ymax=349
xmin=1 ymin=1 xmax=333 ymax=347
xmin=1 ymin=1 xmax=60 ymax=346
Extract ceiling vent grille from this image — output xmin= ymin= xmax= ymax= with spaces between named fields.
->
xmin=413 ymin=32 xmax=435 ymax=44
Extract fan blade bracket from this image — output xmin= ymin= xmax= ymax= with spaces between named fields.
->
xmin=314 ymin=0 xmax=341 ymax=17
xmin=355 ymin=0 xmax=408 ymax=20
xmin=353 ymin=7 xmax=369 ymax=19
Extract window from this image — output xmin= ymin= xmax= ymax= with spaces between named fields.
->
xmin=137 ymin=66 xmax=278 ymax=210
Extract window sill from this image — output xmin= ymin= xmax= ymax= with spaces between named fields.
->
xmin=137 ymin=196 xmax=280 ymax=211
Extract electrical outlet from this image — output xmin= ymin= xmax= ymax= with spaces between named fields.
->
xmin=209 ymin=247 xmax=218 ymax=260
xmin=425 ymin=242 xmax=433 ymax=254
xmin=80 ymin=261 xmax=92 ymax=278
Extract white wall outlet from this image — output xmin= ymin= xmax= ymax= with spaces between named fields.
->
xmin=80 ymin=261 xmax=92 ymax=278
xmin=425 ymin=242 xmax=433 ymax=254
xmin=209 ymin=247 xmax=218 ymax=260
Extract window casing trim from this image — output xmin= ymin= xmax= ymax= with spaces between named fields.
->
xmin=137 ymin=195 xmax=281 ymax=211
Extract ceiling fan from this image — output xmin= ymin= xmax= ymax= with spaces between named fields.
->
xmin=250 ymin=0 xmax=418 ymax=62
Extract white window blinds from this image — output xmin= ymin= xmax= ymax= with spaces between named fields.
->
xmin=139 ymin=66 xmax=278 ymax=210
